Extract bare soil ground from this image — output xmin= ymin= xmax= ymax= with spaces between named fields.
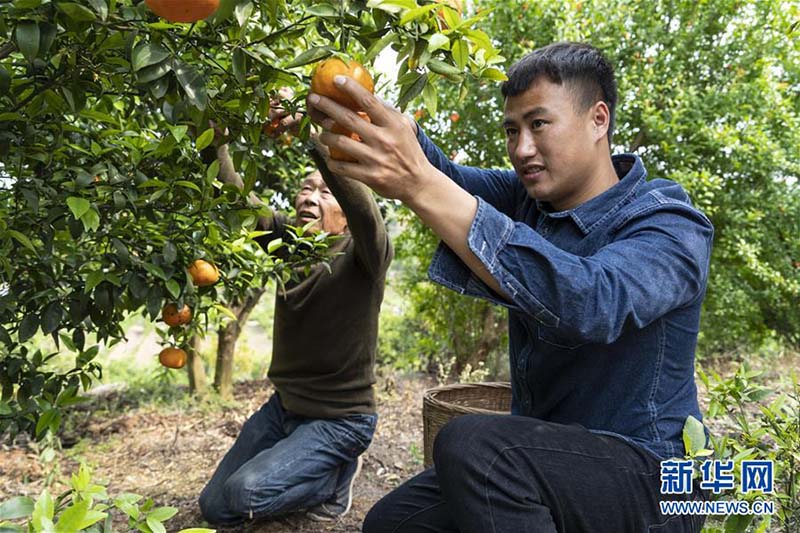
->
xmin=2 ymin=351 xmax=797 ymax=533
xmin=0 ymin=373 xmax=436 ymax=533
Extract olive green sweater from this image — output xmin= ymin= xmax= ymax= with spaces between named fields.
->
xmin=256 ymin=170 xmax=392 ymax=418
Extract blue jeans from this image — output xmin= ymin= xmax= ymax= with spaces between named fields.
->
xmin=364 ymin=415 xmax=707 ymax=532
xmin=198 ymin=393 xmax=377 ymax=526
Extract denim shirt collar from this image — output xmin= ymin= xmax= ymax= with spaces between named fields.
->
xmin=536 ymin=154 xmax=647 ymax=235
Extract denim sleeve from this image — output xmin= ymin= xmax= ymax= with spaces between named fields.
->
xmin=416 ymin=126 xmax=522 ymax=218
xmin=429 ymin=196 xmax=714 ymax=343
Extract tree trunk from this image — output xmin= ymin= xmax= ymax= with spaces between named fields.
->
xmin=186 ymin=334 xmax=208 ymax=395
xmin=214 ymin=288 xmax=267 ymax=399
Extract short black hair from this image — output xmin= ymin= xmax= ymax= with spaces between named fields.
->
xmin=501 ymin=42 xmax=617 ymax=143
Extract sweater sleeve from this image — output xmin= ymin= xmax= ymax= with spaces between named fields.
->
xmin=311 ymin=149 xmax=393 ymax=279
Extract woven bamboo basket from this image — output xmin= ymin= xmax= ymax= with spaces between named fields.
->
xmin=422 ymin=381 xmax=512 ymax=467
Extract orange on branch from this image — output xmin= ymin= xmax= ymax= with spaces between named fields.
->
xmin=161 ymin=303 xmax=192 ymax=327
xmin=330 ymin=112 xmax=371 ymax=162
xmin=188 ymin=259 xmax=219 ymax=287
xmin=159 ymin=347 xmax=188 ymax=369
xmin=144 ymin=0 xmax=220 ymax=23
xmin=310 ymin=58 xmax=374 ymax=110
xmin=263 ymin=118 xmax=282 ymax=137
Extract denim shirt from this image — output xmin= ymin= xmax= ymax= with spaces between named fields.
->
xmin=418 ymin=128 xmax=714 ymax=459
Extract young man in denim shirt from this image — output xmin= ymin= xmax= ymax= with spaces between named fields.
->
xmin=309 ymin=42 xmax=713 ymax=532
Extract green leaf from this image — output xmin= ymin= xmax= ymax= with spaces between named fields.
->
xmin=682 ymin=415 xmax=707 ymax=455
xmin=146 ymin=517 xmax=167 ymax=533
xmin=232 ymin=48 xmax=247 ymax=85
xmin=365 ymin=32 xmax=398 ymax=63
xmin=399 ymin=4 xmax=438 ymax=25
xmin=480 ymin=67 xmax=508 ymax=81
xmin=397 ymin=72 xmax=427 ymax=110
xmin=267 ymin=238 xmax=283 ymax=253
xmin=206 ymin=160 xmax=220 ymax=183
xmin=14 ymin=0 xmax=43 ymax=8
xmin=54 ymin=499 xmax=89 ymax=532
xmin=56 ymin=2 xmax=97 ymax=21
xmin=87 ymin=0 xmax=108 ymax=20
xmin=284 ymin=46 xmax=332 ymax=69
xmin=451 ymin=39 xmax=469 ymax=70
xmin=66 ymin=196 xmax=91 ymax=219
xmin=18 ymin=314 xmax=39 ymax=342
xmin=195 ymin=128 xmax=215 ymax=151
xmin=0 ymin=325 xmax=12 ymax=346
xmin=427 ymin=33 xmax=450 ymax=53
xmin=84 ymin=271 xmax=104 ymax=293
xmin=724 ymin=514 xmax=754 ymax=533
xmin=143 ymin=263 xmax=167 ymax=281
xmin=427 ymin=58 xmax=463 ymax=77
xmin=15 ymin=20 xmax=39 ymax=63
xmin=31 ymin=490 xmax=54 ymax=529
xmin=147 ymin=507 xmax=178 ymax=522
xmin=176 ymin=180 xmax=202 ymax=193
xmin=162 ymin=241 xmax=178 ymax=264
xmin=422 ymin=82 xmax=438 ymax=116
xmin=166 ymin=280 xmax=180 ymax=300
xmin=234 ymin=1 xmax=253 ymax=26
xmin=174 ymin=62 xmax=208 ymax=110
xmin=464 ymin=28 xmax=492 ymax=50
xmin=169 ymin=125 xmax=189 ymax=142
xmin=35 ymin=408 xmax=58 ymax=437
xmin=80 ymin=208 xmax=100 ymax=233
xmin=8 ymin=230 xmax=36 ymax=253
xmin=177 ymin=529 xmax=217 ymax=533
xmin=137 ymin=61 xmax=171 ymax=84
xmin=367 ymin=0 xmax=417 ymax=14
xmin=41 ymin=302 xmax=63 ymax=335
xmin=304 ymin=3 xmax=338 ymax=17
xmin=214 ymin=304 xmax=237 ymax=321
xmin=132 ymin=43 xmax=170 ymax=72
xmin=0 ymin=497 xmax=35 ymax=521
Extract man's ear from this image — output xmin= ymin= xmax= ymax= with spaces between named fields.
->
xmin=591 ymin=101 xmax=610 ymax=142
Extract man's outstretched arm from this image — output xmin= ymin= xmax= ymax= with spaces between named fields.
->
xmin=309 ymin=145 xmax=392 ymax=279
xmin=307 ymin=78 xmax=510 ymax=302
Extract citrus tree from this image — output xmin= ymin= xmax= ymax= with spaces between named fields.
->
xmin=0 ymin=0 xmax=506 ymax=439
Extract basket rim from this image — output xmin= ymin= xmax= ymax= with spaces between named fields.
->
xmin=423 ymin=381 xmax=512 ymax=416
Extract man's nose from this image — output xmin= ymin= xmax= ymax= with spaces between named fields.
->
xmin=514 ymin=130 xmax=538 ymax=160
xmin=304 ymin=189 xmax=321 ymax=204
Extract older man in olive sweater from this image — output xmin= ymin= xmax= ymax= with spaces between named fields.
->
xmin=198 ymin=140 xmax=392 ymax=526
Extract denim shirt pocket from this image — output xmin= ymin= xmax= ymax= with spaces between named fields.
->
xmin=537 ymin=323 xmax=588 ymax=350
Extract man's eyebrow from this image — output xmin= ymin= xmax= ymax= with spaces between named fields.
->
xmin=502 ymin=106 xmax=549 ymax=127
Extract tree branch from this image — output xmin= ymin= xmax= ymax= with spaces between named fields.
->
xmin=0 ymin=41 xmax=17 ymax=60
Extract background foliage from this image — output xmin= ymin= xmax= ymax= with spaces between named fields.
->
xmin=389 ymin=0 xmax=800 ymax=378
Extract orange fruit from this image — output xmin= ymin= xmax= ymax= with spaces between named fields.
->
xmin=330 ymin=112 xmax=371 ymax=162
xmin=263 ymin=117 xmax=282 ymax=137
xmin=188 ymin=259 xmax=219 ymax=287
xmin=450 ymin=112 xmax=460 ymax=122
xmin=144 ymin=0 xmax=219 ymax=22
xmin=161 ymin=303 xmax=192 ymax=327
xmin=159 ymin=347 xmax=187 ymax=369
xmin=310 ymin=58 xmax=374 ymax=111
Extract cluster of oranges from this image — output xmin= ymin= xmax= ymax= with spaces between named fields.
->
xmin=157 ymin=259 xmax=219 ymax=369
